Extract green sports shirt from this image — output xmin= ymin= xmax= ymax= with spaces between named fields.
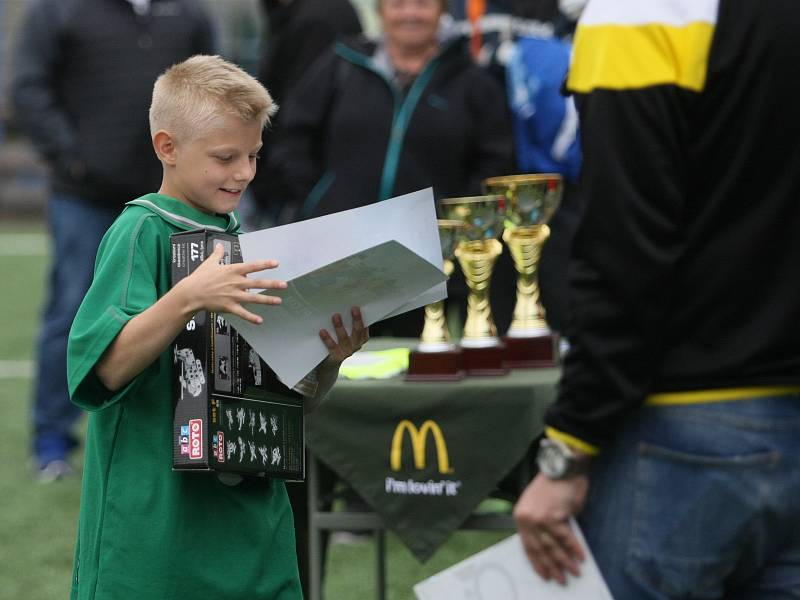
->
xmin=67 ymin=193 xmax=302 ymax=600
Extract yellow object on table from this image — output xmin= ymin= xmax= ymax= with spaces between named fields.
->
xmin=338 ymin=348 xmax=411 ymax=380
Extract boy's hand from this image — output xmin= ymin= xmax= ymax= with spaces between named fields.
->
xmin=319 ymin=306 xmax=369 ymax=366
xmin=180 ymin=243 xmax=287 ymax=324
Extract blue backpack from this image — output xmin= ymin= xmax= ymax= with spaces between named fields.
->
xmin=506 ymin=35 xmax=581 ymax=181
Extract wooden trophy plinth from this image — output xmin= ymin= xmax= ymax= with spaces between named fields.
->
xmin=462 ymin=343 xmax=509 ymax=376
xmin=502 ymin=333 xmax=559 ymax=368
xmin=406 ymin=347 xmax=465 ymax=381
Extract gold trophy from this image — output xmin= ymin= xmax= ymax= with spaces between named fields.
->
xmin=483 ymin=174 xmax=564 ymax=367
xmin=406 ymin=220 xmax=466 ymax=381
xmin=440 ymin=195 xmax=509 ymax=375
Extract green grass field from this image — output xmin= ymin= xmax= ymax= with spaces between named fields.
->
xmin=0 ymin=220 xmax=512 ymax=600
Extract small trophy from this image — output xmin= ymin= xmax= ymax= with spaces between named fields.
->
xmin=406 ymin=220 xmax=466 ymax=381
xmin=483 ymin=174 xmax=563 ymax=367
xmin=440 ymin=195 xmax=509 ymax=376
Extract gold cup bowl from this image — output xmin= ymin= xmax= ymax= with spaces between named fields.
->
xmin=439 ymin=195 xmax=506 ymax=349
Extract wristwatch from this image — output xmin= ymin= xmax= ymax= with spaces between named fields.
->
xmin=536 ymin=438 xmax=592 ymax=480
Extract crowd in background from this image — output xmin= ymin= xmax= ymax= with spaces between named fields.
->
xmin=3 ymin=0 xmax=581 ymax=597
xmin=7 ymin=1 xmax=800 ymax=599
xmin=3 ymin=0 xmax=581 ymax=479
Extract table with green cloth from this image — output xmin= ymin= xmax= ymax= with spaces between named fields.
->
xmin=305 ymin=339 xmax=560 ymax=600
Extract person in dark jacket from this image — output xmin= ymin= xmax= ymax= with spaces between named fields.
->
xmin=514 ymin=0 xmax=800 ymax=596
xmin=266 ymin=0 xmax=513 ymax=336
xmin=11 ymin=0 xmax=214 ymax=480
xmin=258 ymin=0 xmax=362 ymax=110
xmin=250 ymin=0 xmax=362 ymax=223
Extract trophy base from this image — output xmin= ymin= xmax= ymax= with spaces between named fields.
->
xmin=406 ymin=348 xmax=465 ymax=382
xmin=462 ymin=343 xmax=509 ymax=376
xmin=502 ymin=333 xmax=559 ymax=368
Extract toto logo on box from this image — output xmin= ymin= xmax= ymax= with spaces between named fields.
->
xmin=189 ymin=418 xmax=203 ymax=460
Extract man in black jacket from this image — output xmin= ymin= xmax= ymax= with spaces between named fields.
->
xmin=514 ymin=0 xmax=800 ymax=597
xmin=12 ymin=0 xmax=214 ymax=481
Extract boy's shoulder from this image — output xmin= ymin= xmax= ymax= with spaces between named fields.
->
xmin=97 ymin=201 xmax=173 ymax=261
xmin=105 ymin=203 xmax=165 ymax=241
xmin=104 ymin=194 xmax=239 ymax=252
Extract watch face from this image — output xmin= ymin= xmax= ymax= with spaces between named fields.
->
xmin=538 ymin=439 xmax=571 ymax=478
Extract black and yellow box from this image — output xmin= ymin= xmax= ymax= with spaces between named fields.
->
xmin=170 ymin=229 xmax=304 ymax=480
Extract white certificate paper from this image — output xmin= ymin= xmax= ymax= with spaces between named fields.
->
xmin=414 ymin=521 xmax=615 ymax=600
xmin=225 ymin=189 xmax=447 ymax=388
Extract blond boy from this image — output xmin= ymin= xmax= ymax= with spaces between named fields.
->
xmin=67 ymin=55 xmax=366 ymax=599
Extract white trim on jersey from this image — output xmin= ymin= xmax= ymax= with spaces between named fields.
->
xmin=580 ymin=0 xmax=719 ymax=27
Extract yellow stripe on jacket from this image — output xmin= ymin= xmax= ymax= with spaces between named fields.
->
xmin=568 ymin=21 xmax=715 ymax=93
xmin=546 ymin=387 xmax=800 ymax=455
xmin=646 ymin=386 xmax=800 ymax=406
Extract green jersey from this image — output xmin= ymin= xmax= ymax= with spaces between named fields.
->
xmin=67 ymin=194 xmax=301 ymax=600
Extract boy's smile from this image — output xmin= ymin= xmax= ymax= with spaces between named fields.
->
xmin=157 ymin=114 xmax=263 ymax=215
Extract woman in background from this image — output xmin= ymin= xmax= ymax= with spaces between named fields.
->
xmin=264 ymin=0 xmax=514 ymax=336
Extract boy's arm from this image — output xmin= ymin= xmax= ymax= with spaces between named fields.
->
xmin=302 ymin=307 xmax=369 ymax=413
xmin=96 ymin=244 xmax=287 ymax=392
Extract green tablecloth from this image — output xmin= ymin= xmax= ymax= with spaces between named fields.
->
xmin=306 ymin=340 xmax=559 ymax=562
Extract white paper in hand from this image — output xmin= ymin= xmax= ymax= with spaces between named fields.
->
xmin=413 ymin=520 xmax=614 ymax=600
xmin=225 ymin=189 xmax=446 ymax=389
xmin=226 ymin=240 xmax=446 ymax=388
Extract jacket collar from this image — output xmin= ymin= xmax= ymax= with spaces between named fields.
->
xmin=336 ymin=33 xmax=466 ymax=67
xmin=126 ymin=193 xmax=241 ymax=233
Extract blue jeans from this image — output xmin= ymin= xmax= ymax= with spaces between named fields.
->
xmin=32 ymin=193 xmax=118 ymax=465
xmin=580 ymin=395 xmax=800 ymax=600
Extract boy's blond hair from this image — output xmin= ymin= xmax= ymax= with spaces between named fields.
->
xmin=149 ymin=54 xmax=277 ymax=142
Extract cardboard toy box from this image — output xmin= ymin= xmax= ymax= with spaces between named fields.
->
xmin=170 ymin=229 xmax=304 ymax=480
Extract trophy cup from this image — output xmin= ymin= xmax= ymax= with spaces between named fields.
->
xmin=483 ymin=174 xmax=563 ymax=367
xmin=440 ymin=195 xmax=509 ymax=376
xmin=406 ymin=220 xmax=466 ymax=381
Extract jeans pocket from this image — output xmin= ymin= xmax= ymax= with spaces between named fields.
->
xmin=625 ymin=442 xmax=779 ymax=599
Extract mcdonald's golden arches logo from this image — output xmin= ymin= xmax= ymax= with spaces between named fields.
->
xmin=390 ymin=419 xmax=453 ymax=474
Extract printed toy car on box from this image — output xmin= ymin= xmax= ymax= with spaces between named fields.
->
xmin=171 ymin=229 xmax=304 ymax=480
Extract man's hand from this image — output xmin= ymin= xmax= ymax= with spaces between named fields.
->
xmin=319 ymin=306 xmax=369 ymax=365
xmin=513 ymin=473 xmax=590 ymax=585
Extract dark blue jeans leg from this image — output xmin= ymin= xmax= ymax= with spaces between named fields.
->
xmin=579 ymin=397 xmax=800 ymax=600
xmin=31 ymin=193 xmax=118 ymax=465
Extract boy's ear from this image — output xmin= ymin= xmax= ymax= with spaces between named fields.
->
xmin=153 ymin=130 xmax=178 ymax=165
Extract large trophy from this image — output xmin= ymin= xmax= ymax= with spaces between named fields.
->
xmin=440 ymin=195 xmax=508 ymax=375
xmin=483 ymin=174 xmax=563 ymax=367
xmin=406 ymin=220 xmax=466 ymax=381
